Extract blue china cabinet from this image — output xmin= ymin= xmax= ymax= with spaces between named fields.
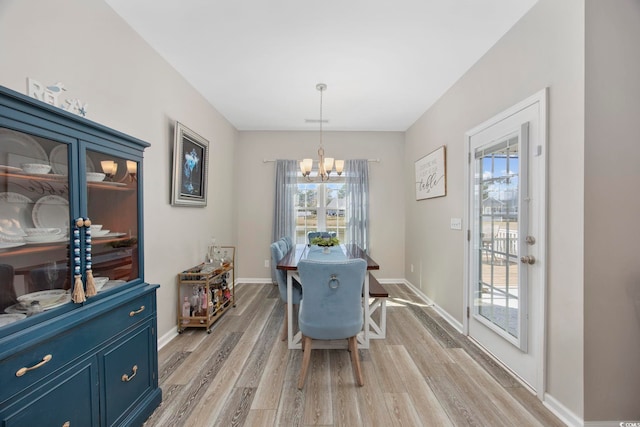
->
xmin=0 ymin=86 xmax=161 ymax=426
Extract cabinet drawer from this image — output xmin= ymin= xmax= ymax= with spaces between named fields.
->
xmin=0 ymin=291 xmax=155 ymax=405
xmin=93 ymin=291 xmax=154 ymax=335
xmin=1 ymin=357 xmax=99 ymax=427
xmin=102 ymin=322 xmax=154 ymax=426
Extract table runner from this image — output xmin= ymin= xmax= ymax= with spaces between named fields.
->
xmin=305 ymin=245 xmax=346 ymax=261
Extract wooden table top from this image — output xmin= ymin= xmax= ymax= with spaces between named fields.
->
xmin=276 ymin=243 xmax=379 ymax=271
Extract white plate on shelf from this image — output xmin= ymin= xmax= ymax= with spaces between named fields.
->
xmin=4 ymin=294 xmax=71 ymax=314
xmin=0 ymin=242 xmax=26 ymax=249
xmin=25 ymin=173 xmax=66 ymax=180
xmin=32 ymin=195 xmax=68 ymax=229
xmin=92 ymin=181 xmax=127 ymax=187
xmin=90 ymin=229 xmax=110 ymax=237
xmin=94 ymin=232 xmax=126 ymax=239
xmin=0 ymin=129 xmax=48 ymax=168
xmin=50 ymin=145 xmax=95 ymax=175
xmin=0 ymin=313 xmax=26 ymax=326
xmin=0 ymin=192 xmax=33 ymax=242
xmin=0 ymin=165 xmax=23 ymax=173
xmin=99 ymin=280 xmax=126 ymax=292
xmin=24 ymin=236 xmax=67 ymax=245
xmin=17 ymin=289 xmax=68 ymax=307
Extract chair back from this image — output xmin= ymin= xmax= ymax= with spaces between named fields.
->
xmin=282 ymin=235 xmax=293 ymax=252
xmin=297 ymin=258 xmax=367 ymax=340
xmin=270 ymin=241 xmax=302 ymax=304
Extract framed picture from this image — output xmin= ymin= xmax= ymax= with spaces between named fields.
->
xmin=171 ymin=122 xmax=209 ymax=207
xmin=415 ymin=145 xmax=446 ymax=200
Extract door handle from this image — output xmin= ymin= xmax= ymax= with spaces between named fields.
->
xmin=520 ymin=255 xmax=536 ymax=265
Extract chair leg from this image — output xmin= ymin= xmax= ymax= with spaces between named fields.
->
xmin=348 ymin=336 xmax=364 ymax=386
xmin=298 ymin=336 xmax=313 ymax=389
xmin=281 ymin=303 xmax=288 ymax=341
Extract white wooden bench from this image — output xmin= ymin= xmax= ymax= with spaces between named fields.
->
xmin=367 ymin=273 xmax=388 ymax=339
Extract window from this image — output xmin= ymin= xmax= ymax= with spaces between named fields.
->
xmin=295 ymin=180 xmax=346 ymax=244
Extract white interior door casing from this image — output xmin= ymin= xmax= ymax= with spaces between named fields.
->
xmin=463 ymin=88 xmax=547 ymax=397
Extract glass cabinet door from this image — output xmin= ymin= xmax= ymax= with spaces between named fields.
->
xmin=0 ymin=128 xmax=142 ymax=331
xmin=0 ymin=127 xmax=72 ymax=325
xmin=85 ymin=148 xmax=140 ymax=293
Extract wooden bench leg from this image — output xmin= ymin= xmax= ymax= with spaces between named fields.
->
xmin=281 ymin=303 xmax=288 ymax=341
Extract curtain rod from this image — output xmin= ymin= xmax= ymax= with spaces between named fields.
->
xmin=263 ymin=159 xmax=380 ymax=163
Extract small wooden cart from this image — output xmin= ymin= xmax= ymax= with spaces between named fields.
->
xmin=176 ymin=246 xmax=235 ymax=333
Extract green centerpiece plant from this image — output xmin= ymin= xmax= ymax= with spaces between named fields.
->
xmin=310 ymin=236 xmax=340 ymax=247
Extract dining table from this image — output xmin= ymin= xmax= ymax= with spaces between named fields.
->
xmin=277 ymin=243 xmax=379 ymax=349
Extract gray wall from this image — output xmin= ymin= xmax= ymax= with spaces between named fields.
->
xmin=404 ymin=0 xmax=586 ymax=420
xmin=584 ymin=0 xmax=640 ymax=420
xmin=235 ymin=131 xmax=405 ymax=281
xmin=0 ymin=0 xmax=238 ymax=340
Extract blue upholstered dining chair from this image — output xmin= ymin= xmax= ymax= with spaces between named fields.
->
xmin=296 ymin=258 xmax=368 ymax=389
xmin=282 ymin=235 xmax=293 ymax=252
xmin=270 ymin=241 xmax=303 ymax=341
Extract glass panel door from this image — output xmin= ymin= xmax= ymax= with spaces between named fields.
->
xmin=474 ymin=136 xmax=523 ymax=343
xmin=0 ymin=127 xmax=72 ymax=323
xmin=85 ymin=149 xmax=140 ymax=292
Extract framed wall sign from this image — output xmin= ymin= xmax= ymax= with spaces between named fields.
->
xmin=415 ymin=145 xmax=446 ymax=200
xmin=171 ymin=122 xmax=209 ymax=207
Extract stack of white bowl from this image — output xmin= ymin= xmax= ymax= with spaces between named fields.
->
xmin=23 ymin=228 xmax=63 ymax=243
xmin=90 ymin=224 xmax=110 ymax=237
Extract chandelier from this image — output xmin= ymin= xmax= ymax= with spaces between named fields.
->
xmin=300 ymin=83 xmax=344 ymax=181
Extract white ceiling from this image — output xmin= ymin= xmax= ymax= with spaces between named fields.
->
xmin=105 ymin=0 xmax=536 ymax=131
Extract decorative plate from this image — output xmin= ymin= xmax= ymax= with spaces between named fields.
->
xmin=0 ymin=242 xmax=26 ymax=249
xmin=100 ymin=280 xmax=126 ymax=292
xmin=4 ymin=294 xmax=71 ymax=313
xmin=17 ymin=289 xmax=68 ymax=308
xmin=32 ymin=195 xmax=69 ymax=230
xmin=0 ymin=129 xmax=48 ymax=168
xmin=0 ymin=313 xmax=26 ymax=327
xmin=24 ymin=235 xmax=67 ymax=244
xmin=50 ymin=145 xmax=95 ymax=175
xmin=94 ymin=232 xmax=126 ymax=239
xmin=0 ymin=165 xmax=23 ymax=173
xmin=0 ymin=192 xmax=33 ymax=242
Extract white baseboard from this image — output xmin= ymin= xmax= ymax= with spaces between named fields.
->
xmin=157 ymin=328 xmax=178 ymax=351
xmin=543 ymin=393 xmax=584 ymax=426
xmin=583 ymin=422 xmax=629 ymax=427
xmin=402 ymin=279 xmax=464 ymax=333
xmin=237 ymin=278 xmax=273 ymax=284
xmin=376 ymin=278 xmax=406 ymax=285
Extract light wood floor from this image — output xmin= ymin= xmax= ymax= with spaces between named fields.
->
xmin=143 ymin=283 xmax=565 ymax=427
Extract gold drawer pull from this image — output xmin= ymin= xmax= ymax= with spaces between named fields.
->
xmin=63 ymin=422 xmax=70 ymax=427
xmin=121 ymin=365 xmax=138 ymax=382
xmin=16 ymin=354 xmax=52 ymax=377
xmin=129 ymin=305 xmax=145 ymax=317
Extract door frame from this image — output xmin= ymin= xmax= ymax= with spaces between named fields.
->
xmin=462 ymin=88 xmax=548 ymax=399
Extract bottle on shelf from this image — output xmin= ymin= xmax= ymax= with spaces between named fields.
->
xmin=182 ymin=297 xmax=190 ymax=325
xmin=190 ymin=285 xmax=199 ymax=316
xmin=201 ymin=286 xmax=208 ymax=315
